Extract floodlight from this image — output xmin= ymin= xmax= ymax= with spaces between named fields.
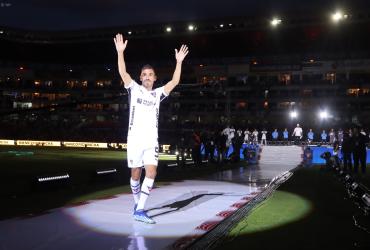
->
xmin=332 ymin=12 xmax=343 ymax=22
xmin=319 ymin=111 xmax=328 ymax=119
xmin=290 ymin=111 xmax=298 ymax=118
xmin=271 ymin=18 xmax=282 ymax=26
xmin=188 ymin=25 xmax=195 ymax=31
xmin=331 ymin=11 xmax=348 ymax=23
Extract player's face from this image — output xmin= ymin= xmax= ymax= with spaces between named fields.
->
xmin=140 ymin=69 xmax=157 ymax=90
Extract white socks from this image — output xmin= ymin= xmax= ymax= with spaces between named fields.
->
xmin=130 ymin=178 xmax=141 ymax=204
xmin=136 ymin=177 xmax=154 ymax=211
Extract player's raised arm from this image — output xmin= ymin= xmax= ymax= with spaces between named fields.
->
xmin=113 ymin=33 xmax=132 ymax=87
xmin=164 ymin=45 xmax=189 ymax=95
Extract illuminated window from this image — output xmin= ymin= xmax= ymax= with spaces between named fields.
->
xmin=348 ymin=88 xmax=370 ymax=95
xmin=279 ymin=73 xmax=291 ymax=85
xmin=325 ymin=72 xmax=336 ymax=84
xmin=56 ymin=94 xmax=70 ymax=100
xmin=45 ymin=81 xmax=53 ymax=87
xmin=347 ymin=88 xmax=360 ymax=96
xmin=278 ymin=102 xmax=295 ymax=108
xmin=236 ymin=101 xmax=247 ymax=109
xmin=199 ymin=76 xmax=226 ymax=85
xmin=78 ymin=104 xmax=103 ymax=110
xmin=201 ymin=76 xmax=208 ymax=84
xmin=66 ymin=80 xmax=74 ymax=88
xmin=96 ymin=80 xmax=111 ymax=87
xmin=67 ymin=80 xmax=91 ymax=88
xmin=278 ymin=102 xmax=290 ymax=108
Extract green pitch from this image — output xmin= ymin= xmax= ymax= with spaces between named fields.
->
xmin=0 ymin=146 xmax=177 ymax=196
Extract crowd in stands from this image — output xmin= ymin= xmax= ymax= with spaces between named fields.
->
xmin=173 ymin=124 xmax=370 ymax=167
xmin=0 ymin=114 xmax=369 ymax=168
xmin=0 ymin=115 xmax=125 ymax=142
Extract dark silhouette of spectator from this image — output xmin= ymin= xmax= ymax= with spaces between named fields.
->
xmin=207 ymin=131 xmax=216 ymax=163
xmin=332 ymin=140 xmax=340 ymax=167
xmin=341 ymin=132 xmax=353 ymax=172
xmin=177 ymin=132 xmax=187 ymax=163
xmin=337 ymin=128 xmax=344 ymax=145
xmin=202 ymin=130 xmax=213 ymax=162
xmin=215 ymin=129 xmax=227 ymax=163
xmin=191 ymin=130 xmax=202 ymax=165
xmin=352 ymin=127 xmax=368 ymax=174
xmin=232 ymin=129 xmax=244 ymax=162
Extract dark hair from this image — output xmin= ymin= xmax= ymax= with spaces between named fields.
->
xmin=141 ymin=64 xmax=155 ymax=72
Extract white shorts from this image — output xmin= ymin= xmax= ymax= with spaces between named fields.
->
xmin=127 ymin=139 xmax=159 ymax=168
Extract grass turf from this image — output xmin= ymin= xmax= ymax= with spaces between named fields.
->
xmin=0 ymin=146 xmax=178 ymax=195
xmin=216 ymin=165 xmax=370 ymax=250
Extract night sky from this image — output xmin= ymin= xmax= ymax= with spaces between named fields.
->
xmin=1 ymin=0 xmax=369 ymax=31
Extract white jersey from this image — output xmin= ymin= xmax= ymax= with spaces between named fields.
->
xmin=292 ymin=127 xmax=303 ymax=137
xmin=222 ymin=127 xmax=230 ymax=136
xmin=228 ymin=128 xmax=235 ymax=140
xmin=261 ymin=130 xmax=267 ymax=139
xmin=252 ymin=131 xmax=259 ymax=141
xmin=126 ymin=80 xmax=168 ymax=146
xmin=244 ymin=130 xmax=250 ymax=142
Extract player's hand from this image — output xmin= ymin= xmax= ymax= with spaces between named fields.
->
xmin=175 ymin=45 xmax=189 ymax=63
xmin=114 ymin=33 xmax=128 ymax=53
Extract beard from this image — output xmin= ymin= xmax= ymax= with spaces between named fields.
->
xmin=142 ymin=80 xmax=153 ymax=89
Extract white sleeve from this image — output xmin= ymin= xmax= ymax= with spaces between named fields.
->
xmin=124 ymin=80 xmax=139 ymax=90
xmin=155 ymin=86 xmax=169 ymax=102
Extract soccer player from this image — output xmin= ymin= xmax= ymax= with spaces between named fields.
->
xmin=260 ymin=129 xmax=268 ymax=146
xmin=292 ymin=123 xmax=303 ymax=145
xmin=114 ymin=33 xmax=189 ymax=224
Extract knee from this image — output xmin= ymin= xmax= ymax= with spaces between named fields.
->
xmin=146 ymin=169 xmax=157 ymax=179
xmin=131 ymin=168 xmax=142 ymax=180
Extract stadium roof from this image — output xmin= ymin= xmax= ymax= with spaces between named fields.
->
xmin=1 ymin=0 xmax=370 ymax=31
